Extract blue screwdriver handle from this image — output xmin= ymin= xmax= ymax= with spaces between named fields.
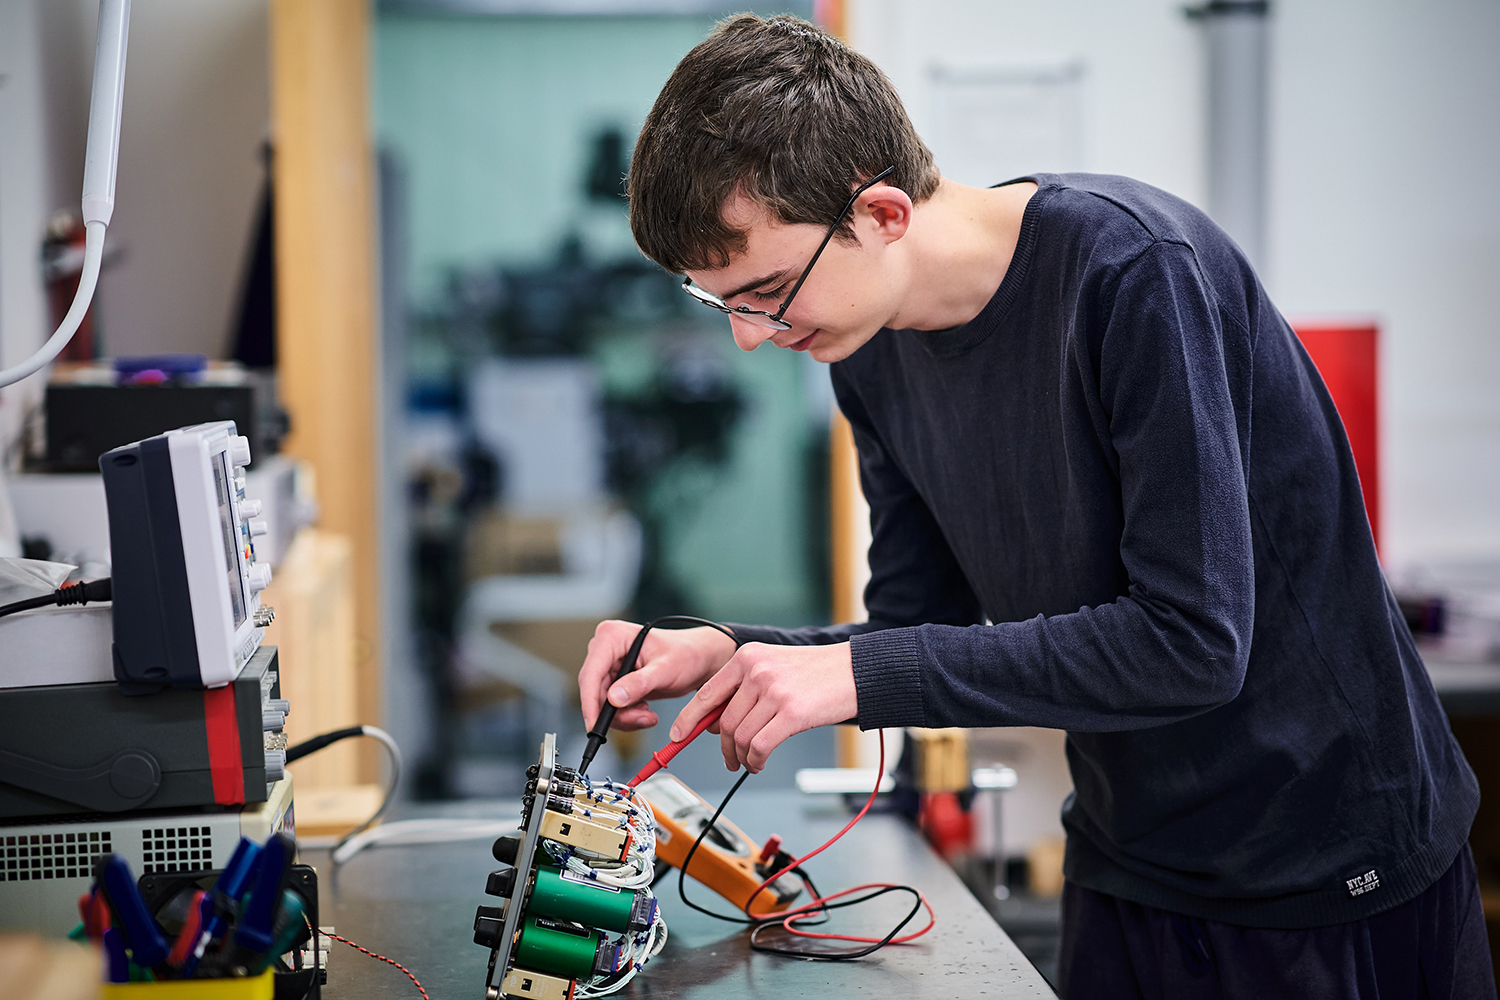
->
xmin=182 ymin=837 xmax=262 ymax=977
xmin=236 ymin=833 xmax=295 ymax=953
xmin=97 ymin=854 xmax=169 ymax=968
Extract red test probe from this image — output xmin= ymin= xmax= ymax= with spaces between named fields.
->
xmin=627 ymin=704 xmax=726 ymax=787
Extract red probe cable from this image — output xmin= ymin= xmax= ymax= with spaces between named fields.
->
xmin=780 ymin=882 xmax=935 ymax=944
xmin=632 ymin=713 xmax=936 ymax=950
xmin=742 ymin=730 xmax=887 ymax=914
xmin=636 ymin=718 xmax=937 ymax=947
xmin=746 ymin=733 xmax=934 ymax=946
xmin=626 ymin=704 xmax=726 ymax=787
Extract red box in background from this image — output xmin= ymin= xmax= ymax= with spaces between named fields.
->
xmin=1293 ymin=323 xmax=1380 ymax=554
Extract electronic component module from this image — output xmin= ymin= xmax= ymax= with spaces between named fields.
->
xmin=474 ymin=735 xmax=666 ymax=999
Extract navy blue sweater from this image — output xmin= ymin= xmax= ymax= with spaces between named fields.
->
xmin=733 ymin=173 xmax=1477 ymax=928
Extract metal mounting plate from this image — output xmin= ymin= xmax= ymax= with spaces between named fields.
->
xmin=485 ymin=732 xmax=556 ymax=998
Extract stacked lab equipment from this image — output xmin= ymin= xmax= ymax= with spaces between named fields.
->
xmin=0 ymin=422 xmax=298 ymax=939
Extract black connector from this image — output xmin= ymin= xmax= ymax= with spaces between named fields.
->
xmin=486 ymin=868 xmax=517 ymax=898
xmin=473 ymin=904 xmax=506 ymax=948
xmin=493 ymin=834 xmax=522 ymax=866
xmin=592 ymin=940 xmax=621 ymax=977
xmin=628 ymin=893 xmax=658 ymax=932
xmin=0 ymin=577 xmax=112 ymax=620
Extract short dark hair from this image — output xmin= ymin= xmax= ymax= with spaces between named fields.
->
xmin=628 ymin=13 xmax=939 ymax=275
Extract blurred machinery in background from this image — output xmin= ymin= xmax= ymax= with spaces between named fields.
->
xmin=405 ymin=250 xmax=746 ymax=798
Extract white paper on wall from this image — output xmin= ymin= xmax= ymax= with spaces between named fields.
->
xmin=927 ymin=59 xmax=1088 ymax=188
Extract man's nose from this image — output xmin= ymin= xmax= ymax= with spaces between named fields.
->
xmin=728 ymin=314 xmax=777 ymax=351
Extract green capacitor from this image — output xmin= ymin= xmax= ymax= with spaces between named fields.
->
xmin=530 ymin=866 xmax=636 ymax=932
xmin=515 ymin=913 xmax=601 ymax=980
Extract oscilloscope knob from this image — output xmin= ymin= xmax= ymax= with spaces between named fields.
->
xmin=246 ymin=563 xmax=273 ymax=593
xmin=229 ymin=435 xmax=252 ymax=470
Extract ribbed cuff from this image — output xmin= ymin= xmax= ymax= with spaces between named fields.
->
xmin=849 ymin=628 xmax=925 ymax=730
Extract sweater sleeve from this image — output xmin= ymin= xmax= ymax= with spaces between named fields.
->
xmin=728 ymin=363 xmax=986 ymax=727
xmin=848 ymin=240 xmax=1256 ymax=733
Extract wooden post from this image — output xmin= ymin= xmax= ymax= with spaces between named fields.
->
xmin=269 ymin=0 xmax=382 ymax=780
xmin=831 ymin=411 xmax=868 ymax=767
xmin=817 ymin=2 xmax=873 ymax=770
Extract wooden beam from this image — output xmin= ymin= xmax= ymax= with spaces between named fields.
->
xmin=829 ymin=410 xmax=865 ymax=626
xmin=269 ymin=0 xmax=381 ymax=779
xmin=818 ymin=0 xmax=870 ymax=769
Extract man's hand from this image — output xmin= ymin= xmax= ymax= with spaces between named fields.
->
xmin=579 ymin=620 xmax=738 ymax=732
xmin=669 ymin=642 xmax=857 ymax=774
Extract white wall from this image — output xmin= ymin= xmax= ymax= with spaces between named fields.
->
xmin=0 ymin=0 xmax=54 ymax=454
xmin=851 ymin=0 xmax=1500 ymax=574
xmin=1268 ymin=0 xmax=1500 ymax=570
xmin=851 ymin=0 xmax=1206 ymax=203
xmin=33 ymin=0 xmax=270 ymax=361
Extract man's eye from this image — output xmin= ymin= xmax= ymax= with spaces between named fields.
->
xmin=751 ymin=285 xmax=787 ymax=302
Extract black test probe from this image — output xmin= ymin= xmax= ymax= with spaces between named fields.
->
xmin=578 ymin=615 xmax=738 ymax=775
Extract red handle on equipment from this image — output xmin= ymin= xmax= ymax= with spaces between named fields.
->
xmin=626 ymin=704 xmax=726 ymax=787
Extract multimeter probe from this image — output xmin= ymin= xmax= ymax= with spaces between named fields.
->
xmin=582 ymin=616 xmax=936 ymax=963
xmin=578 ymin=616 xmax=739 ymax=776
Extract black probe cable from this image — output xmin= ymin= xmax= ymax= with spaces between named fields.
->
xmin=0 ymin=577 xmax=111 ymax=619
xmin=675 ymin=763 xmax=927 ymax=960
xmin=579 ymin=615 xmax=739 ymax=774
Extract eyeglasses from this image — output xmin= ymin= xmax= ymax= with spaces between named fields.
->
xmin=681 ymin=166 xmax=896 ymax=331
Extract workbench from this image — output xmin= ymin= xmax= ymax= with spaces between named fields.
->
xmin=305 ymin=788 xmax=1057 ymax=998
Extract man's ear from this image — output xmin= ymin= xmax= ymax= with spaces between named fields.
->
xmin=859 ymin=185 xmax=914 ymax=245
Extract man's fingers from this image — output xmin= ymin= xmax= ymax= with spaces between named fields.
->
xmin=579 ymin=622 xmax=635 ymax=727
xmin=669 ymin=656 xmax=741 ymax=741
xmin=612 ymin=706 xmax=658 ymax=731
xmin=724 ymin=698 xmax=777 ymax=772
xmin=743 ymin=714 xmax=801 ymax=773
xmin=606 ymin=667 xmax=659 ymax=709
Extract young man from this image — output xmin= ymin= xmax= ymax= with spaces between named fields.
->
xmin=577 ymin=14 xmax=1492 ymax=997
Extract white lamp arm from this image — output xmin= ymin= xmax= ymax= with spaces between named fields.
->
xmin=0 ymin=0 xmax=130 ymax=390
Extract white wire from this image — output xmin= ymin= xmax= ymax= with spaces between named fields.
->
xmin=323 ymin=817 xmax=518 ymax=862
xmin=326 ymin=725 xmax=404 ymax=866
xmin=546 ymin=779 xmax=657 ymax=889
xmin=0 ymin=222 xmax=106 ymax=388
xmin=576 ymin=909 xmax=668 ymax=998
xmin=557 ymin=778 xmax=668 ymax=998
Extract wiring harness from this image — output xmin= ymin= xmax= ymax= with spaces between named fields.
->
xmin=538 ymin=775 xmax=668 ymax=996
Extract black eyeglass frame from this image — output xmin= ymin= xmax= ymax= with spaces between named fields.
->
xmin=681 ymin=166 xmax=897 ymax=331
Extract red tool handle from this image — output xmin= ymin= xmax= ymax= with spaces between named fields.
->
xmin=627 ymin=704 xmax=726 ymax=787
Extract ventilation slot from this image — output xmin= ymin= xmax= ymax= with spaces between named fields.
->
xmin=141 ymin=826 xmax=214 ymax=875
xmin=3 ymin=831 xmax=112 ymax=881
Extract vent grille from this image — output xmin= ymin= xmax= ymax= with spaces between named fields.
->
xmin=3 ymin=831 xmax=112 ymax=881
xmin=141 ymin=826 xmax=214 ymax=875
